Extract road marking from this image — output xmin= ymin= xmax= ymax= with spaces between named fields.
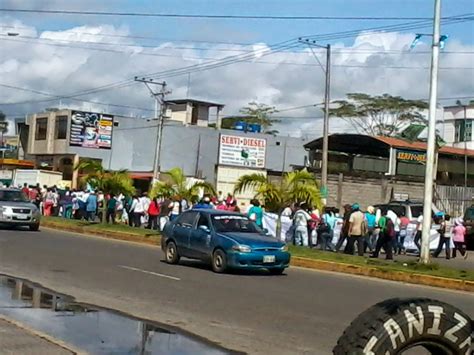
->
xmin=118 ymin=265 xmax=180 ymax=281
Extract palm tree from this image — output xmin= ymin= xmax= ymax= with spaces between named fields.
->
xmin=234 ymin=169 xmax=323 ymax=238
xmin=75 ymin=160 xmax=135 ymax=196
xmin=150 ymin=167 xmax=216 ymax=202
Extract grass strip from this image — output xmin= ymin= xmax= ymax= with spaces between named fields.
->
xmin=43 ymin=216 xmax=161 ymax=240
xmin=289 ymin=245 xmax=474 ymax=282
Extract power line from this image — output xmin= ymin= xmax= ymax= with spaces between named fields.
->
xmin=0 ymin=83 xmax=154 ymax=111
xmin=2 ymin=15 xmax=471 ymax=106
xmin=0 ymin=8 xmax=461 ymax=20
xmin=0 ymin=24 xmax=256 ymax=46
xmin=3 ymin=33 xmax=474 ymax=56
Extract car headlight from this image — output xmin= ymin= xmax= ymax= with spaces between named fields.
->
xmin=2 ymin=207 xmax=11 ymax=214
xmin=232 ymin=245 xmax=252 ymax=253
xmin=280 ymin=244 xmax=289 ymax=252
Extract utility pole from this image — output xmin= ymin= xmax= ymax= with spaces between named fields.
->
xmin=299 ymin=38 xmax=331 ymax=204
xmin=134 ymin=77 xmax=171 ymax=182
xmin=463 ymin=105 xmax=468 ymax=189
xmin=420 ymin=0 xmax=441 ymax=264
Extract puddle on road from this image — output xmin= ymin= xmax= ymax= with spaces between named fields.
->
xmin=0 ymin=275 xmax=234 ymax=354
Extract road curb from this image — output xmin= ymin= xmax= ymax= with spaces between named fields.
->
xmin=42 ymin=221 xmax=473 ymax=292
xmin=0 ymin=314 xmax=86 ymax=355
xmin=41 ymin=221 xmax=159 ymax=246
xmin=291 ymin=257 xmax=474 ymax=292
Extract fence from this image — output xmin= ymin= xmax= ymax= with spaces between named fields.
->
xmin=435 ymin=185 xmax=474 ymax=217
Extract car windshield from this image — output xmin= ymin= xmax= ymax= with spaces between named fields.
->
xmin=211 ymin=215 xmax=262 ymax=233
xmin=0 ymin=190 xmax=29 ymax=202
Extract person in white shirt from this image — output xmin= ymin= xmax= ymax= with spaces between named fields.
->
xmin=414 ymin=214 xmax=423 ymax=253
xmin=130 ymin=196 xmax=144 ymax=227
xmin=170 ymin=198 xmax=181 ymax=221
xmin=281 ymin=205 xmax=293 ymax=217
xmin=139 ymin=192 xmax=151 ymax=225
xmin=293 ymin=204 xmax=311 ymax=247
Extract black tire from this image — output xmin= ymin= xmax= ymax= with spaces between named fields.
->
xmin=269 ymin=268 xmax=285 ymax=275
xmin=333 ymin=298 xmax=472 ymax=355
xmin=164 ymin=241 xmax=180 ymax=264
xmin=212 ymin=249 xmax=227 ymax=273
xmin=29 ymin=223 xmax=40 ymax=232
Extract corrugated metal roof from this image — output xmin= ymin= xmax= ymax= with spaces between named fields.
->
xmin=375 ymin=136 xmax=474 ymax=157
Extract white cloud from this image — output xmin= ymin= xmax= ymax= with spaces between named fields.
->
xmin=0 ymin=20 xmax=473 ymax=139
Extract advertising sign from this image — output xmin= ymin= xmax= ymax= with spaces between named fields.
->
xmin=0 ymin=136 xmax=20 ymax=159
xmin=396 ymin=149 xmax=427 ymax=163
xmin=70 ymin=110 xmax=113 ymax=149
xmin=218 ymin=134 xmax=266 ymax=168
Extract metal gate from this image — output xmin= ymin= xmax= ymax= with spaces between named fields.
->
xmin=435 ymin=185 xmax=474 ymax=217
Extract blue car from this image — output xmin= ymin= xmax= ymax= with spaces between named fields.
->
xmin=161 ymin=209 xmax=291 ymax=274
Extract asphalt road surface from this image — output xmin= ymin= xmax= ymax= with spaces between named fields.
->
xmin=0 ymin=228 xmax=473 ymax=355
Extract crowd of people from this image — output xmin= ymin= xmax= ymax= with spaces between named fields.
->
xmin=288 ymin=202 xmax=469 ymax=260
xmin=17 ymin=183 xmax=469 ymax=261
xmin=20 ymin=184 xmax=243 ymax=230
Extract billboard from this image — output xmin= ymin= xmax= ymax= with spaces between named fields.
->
xmin=218 ymin=134 xmax=266 ymax=168
xmin=69 ymin=110 xmax=113 ymax=149
xmin=0 ymin=136 xmax=20 ymax=159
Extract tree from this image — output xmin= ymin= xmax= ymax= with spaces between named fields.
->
xmin=150 ymin=167 xmax=216 ymax=202
xmin=75 ymin=160 xmax=135 ymax=196
xmin=329 ymin=93 xmax=428 ymax=136
xmin=234 ymin=169 xmax=322 ymax=238
xmin=0 ymin=111 xmax=8 ymax=134
xmin=238 ymin=101 xmax=279 ymax=132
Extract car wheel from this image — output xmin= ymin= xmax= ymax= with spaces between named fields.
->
xmin=269 ymin=268 xmax=285 ymax=275
xmin=333 ymin=298 xmax=472 ymax=355
xmin=212 ymin=249 xmax=227 ymax=273
xmin=165 ymin=241 xmax=180 ymax=264
xmin=29 ymin=223 xmax=40 ymax=232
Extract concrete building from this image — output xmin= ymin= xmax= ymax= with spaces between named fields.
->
xmin=304 ymin=134 xmax=474 ymax=215
xmin=165 ymin=99 xmax=224 ymax=128
xmin=23 ymin=107 xmax=309 ymax=195
xmin=442 ymin=104 xmax=474 ymax=150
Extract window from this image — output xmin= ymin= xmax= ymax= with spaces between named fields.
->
xmin=455 ymin=120 xmax=473 ymax=142
xmin=387 ymin=205 xmax=407 ymax=217
xmin=0 ymin=190 xmax=28 ymax=202
xmin=176 ymin=211 xmax=198 ymax=227
xmin=211 ymin=215 xmax=261 ymax=233
xmin=55 ymin=115 xmax=68 ymax=139
xmin=197 ymin=214 xmax=210 ymax=228
xmin=410 ymin=205 xmax=424 ymax=218
xmin=35 ymin=117 xmax=48 ymax=140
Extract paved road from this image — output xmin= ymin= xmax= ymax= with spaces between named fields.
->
xmin=0 ymin=228 xmax=473 ymax=355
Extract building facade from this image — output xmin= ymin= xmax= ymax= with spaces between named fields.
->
xmin=442 ymin=105 xmax=474 ymax=150
xmin=304 ymin=134 xmax=474 ymax=215
xmin=23 ymin=108 xmax=310 ymax=194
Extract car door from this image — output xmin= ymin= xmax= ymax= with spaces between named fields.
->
xmin=188 ymin=213 xmax=212 ymax=260
xmin=172 ymin=211 xmax=199 ymax=257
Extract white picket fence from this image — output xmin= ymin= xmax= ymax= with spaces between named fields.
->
xmin=435 ymin=185 xmax=474 ymax=217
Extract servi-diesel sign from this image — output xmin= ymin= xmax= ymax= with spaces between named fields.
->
xmin=218 ymin=134 xmax=266 ymax=168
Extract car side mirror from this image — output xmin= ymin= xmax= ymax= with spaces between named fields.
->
xmin=199 ymin=225 xmax=210 ymax=234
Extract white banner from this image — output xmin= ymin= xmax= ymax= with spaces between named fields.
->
xmin=262 ymin=212 xmax=292 ymax=241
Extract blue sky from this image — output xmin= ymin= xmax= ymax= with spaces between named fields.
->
xmin=1 ymin=0 xmax=473 ymax=137
xmin=3 ymin=0 xmax=474 ymax=46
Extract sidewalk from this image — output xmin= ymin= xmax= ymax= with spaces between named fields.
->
xmin=0 ymin=318 xmax=73 ymax=355
xmin=390 ymin=252 xmax=473 ymax=270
